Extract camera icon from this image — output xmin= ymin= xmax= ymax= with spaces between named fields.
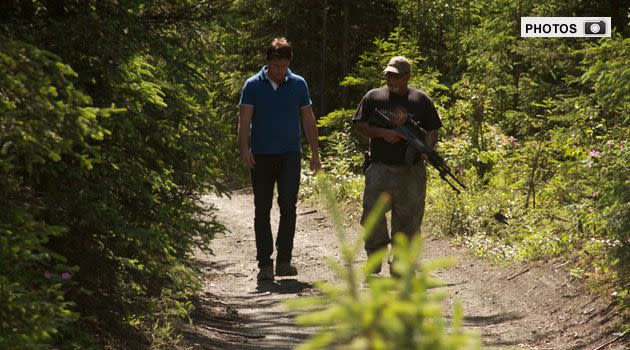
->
xmin=584 ymin=20 xmax=606 ymax=35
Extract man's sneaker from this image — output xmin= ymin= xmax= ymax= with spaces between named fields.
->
xmin=257 ymin=265 xmax=274 ymax=282
xmin=275 ymin=263 xmax=298 ymax=276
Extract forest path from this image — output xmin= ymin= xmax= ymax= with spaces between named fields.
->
xmin=181 ymin=191 xmax=626 ymax=350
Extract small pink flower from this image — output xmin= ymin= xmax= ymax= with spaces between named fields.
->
xmin=621 ymin=141 xmax=625 ymax=150
xmin=507 ymin=136 xmax=517 ymax=147
xmin=61 ymin=272 xmax=72 ymax=280
xmin=44 ymin=271 xmax=52 ymax=279
xmin=327 ymin=155 xmax=334 ymax=161
xmin=589 ymin=150 xmax=599 ymax=157
xmin=591 ymin=192 xmax=597 ymax=198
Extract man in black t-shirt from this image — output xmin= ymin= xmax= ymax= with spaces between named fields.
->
xmin=352 ymin=56 xmax=442 ymax=274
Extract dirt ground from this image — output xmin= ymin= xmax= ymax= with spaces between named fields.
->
xmin=180 ymin=190 xmax=628 ymax=350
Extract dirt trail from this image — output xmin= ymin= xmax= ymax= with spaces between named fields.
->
xmin=181 ymin=191 xmax=627 ymax=350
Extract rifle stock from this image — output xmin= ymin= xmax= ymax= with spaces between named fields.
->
xmin=371 ymin=109 xmax=467 ymax=194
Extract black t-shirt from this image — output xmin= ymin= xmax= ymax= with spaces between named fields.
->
xmin=353 ymin=87 xmax=442 ymax=165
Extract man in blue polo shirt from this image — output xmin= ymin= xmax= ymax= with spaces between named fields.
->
xmin=238 ymin=37 xmax=321 ymax=282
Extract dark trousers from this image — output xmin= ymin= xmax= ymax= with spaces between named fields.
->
xmin=251 ymin=152 xmax=301 ymax=268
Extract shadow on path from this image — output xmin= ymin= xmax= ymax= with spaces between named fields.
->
xmin=255 ymin=279 xmax=315 ymax=294
xmin=463 ymin=311 xmax=524 ymax=326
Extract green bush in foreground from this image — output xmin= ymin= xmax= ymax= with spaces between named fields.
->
xmin=287 ymin=174 xmax=481 ymax=350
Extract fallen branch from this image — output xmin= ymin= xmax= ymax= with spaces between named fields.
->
xmin=506 ymin=268 xmax=530 ymax=280
xmin=593 ymin=331 xmax=628 ymax=350
xmin=554 ymin=261 xmax=570 ymax=270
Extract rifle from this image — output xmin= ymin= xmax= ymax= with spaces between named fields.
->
xmin=371 ymin=109 xmax=467 ymax=194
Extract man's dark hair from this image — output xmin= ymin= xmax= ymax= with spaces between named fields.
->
xmin=266 ymin=37 xmax=293 ymax=61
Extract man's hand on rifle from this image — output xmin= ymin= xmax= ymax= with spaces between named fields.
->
xmin=382 ymin=129 xmax=406 ymax=144
xmin=370 ymin=108 xmax=466 ymax=193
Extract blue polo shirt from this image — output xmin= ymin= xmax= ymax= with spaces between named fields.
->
xmin=239 ymin=66 xmax=312 ymax=154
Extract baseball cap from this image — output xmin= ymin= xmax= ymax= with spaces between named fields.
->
xmin=383 ymin=56 xmax=411 ymax=75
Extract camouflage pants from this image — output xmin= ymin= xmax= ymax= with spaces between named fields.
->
xmin=361 ymin=162 xmax=427 ymax=255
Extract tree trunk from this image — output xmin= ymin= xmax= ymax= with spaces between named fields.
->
xmin=472 ymin=95 xmax=490 ymax=180
xmin=320 ymin=0 xmax=328 ymax=114
xmin=525 ymin=142 xmax=543 ymax=209
xmin=341 ymin=0 xmax=349 ymax=106
xmin=45 ymin=0 xmax=66 ymax=19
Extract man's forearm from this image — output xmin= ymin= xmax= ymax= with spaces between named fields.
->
xmin=353 ymin=122 xmax=387 ymax=139
xmin=305 ymin=126 xmax=319 ymax=156
xmin=238 ymin=124 xmax=250 ymax=153
xmin=238 ymin=105 xmax=253 ymax=153
xmin=301 ymin=108 xmax=320 ymax=156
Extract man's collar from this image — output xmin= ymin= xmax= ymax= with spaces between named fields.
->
xmin=260 ymin=65 xmax=292 ymax=82
xmin=388 ymin=86 xmax=410 ymax=96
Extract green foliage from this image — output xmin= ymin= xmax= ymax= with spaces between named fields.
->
xmin=302 ymin=0 xmax=629 ymax=321
xmin=0 ymin=36 xmax=114 ymax=348
xmin=287 ymin=174 xmax=481 ymax=349
xmin=428 ymin=33 xmax=629 ymax=306
xmin=0 ymin=38 xmax=117 ymax=175
xmin=301 ymin=109 xmax=365 ymax=205
xmin=1 ymin=1 xmax=231 ymax=347
xmin=341 ymin=26 xmax=449 ymax=102
xmin=317 ymin=109 xmax=365 ymax=173
xmin=577 ymin=35 xmax=629 ymax=123
xmin=0 ymin=209 xmax=78 ymax=350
